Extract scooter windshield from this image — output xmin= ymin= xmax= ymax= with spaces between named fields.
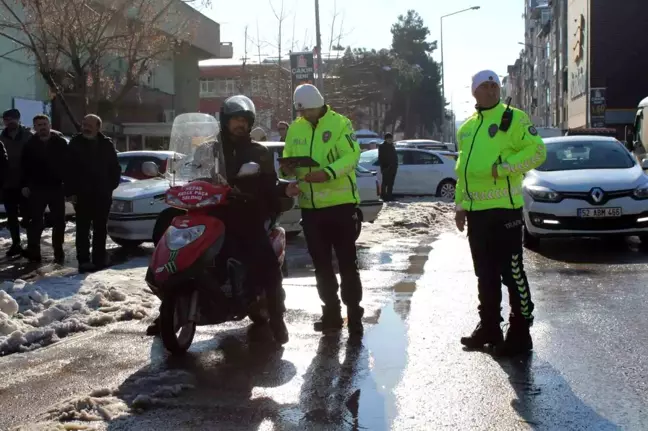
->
xmin=168 ymin=113 xmax=221 ymax=182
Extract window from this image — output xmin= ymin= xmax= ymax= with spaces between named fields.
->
xmin=251 ymin=77 xmax=260 ymax=95
xmin=217 ymin=79 xmax=227 ymax=96
xmin=537 ymin=140 xmax=635 ymax=172
xmin=118 ymin=155 xmax=167 ymax=179
xmin=408 ymin=151 xmax=442 ymax=165
xmin=199 ymin=79 xmax=216 ymax=96
xmin=225 ymin=78 xmax=236 ymax=95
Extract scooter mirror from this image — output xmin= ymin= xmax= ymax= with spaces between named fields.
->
xmin=237 ymin=162 xmax=261 ymax=177
xmin=142 ymin=161 xmax=160 ymax=177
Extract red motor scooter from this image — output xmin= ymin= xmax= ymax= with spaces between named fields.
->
xmin=145 ymin=178 xmax=287 ymax=354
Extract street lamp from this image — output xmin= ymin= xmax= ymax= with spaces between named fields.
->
xmin=440 ymin=6 xmax=480 ymax=141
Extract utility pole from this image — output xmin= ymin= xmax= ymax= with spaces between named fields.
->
xmin=314 ymin=0 xmax=324 ymax=92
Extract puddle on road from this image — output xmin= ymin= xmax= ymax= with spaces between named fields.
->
xmin=354 ymin=242 xmax=433 ymax=430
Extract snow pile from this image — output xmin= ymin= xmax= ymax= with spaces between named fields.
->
xmin=16 ymin=370 xmax=196 ymax=430
xmin=359 ymin=197 xmax=455 ymax=245
xmin=0 ymin=258 xmax=156 ymax=356
xmin=0 ymin=221 xmax=76 ymax=250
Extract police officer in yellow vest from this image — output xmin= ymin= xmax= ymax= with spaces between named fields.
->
xmin=455 ymin=70 xmax=546 ymax=357
xmin=282 ymin=84 xmax=364 ymax=337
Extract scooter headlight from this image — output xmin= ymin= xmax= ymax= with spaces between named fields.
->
xmin=165 ymin=225 xmax=205 ymax=250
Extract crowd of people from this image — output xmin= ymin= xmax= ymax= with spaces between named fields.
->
xmin=0 ymin=69 xmax=545 ymax=356
xmin=0 ymin=109 xmax=121 ymax=273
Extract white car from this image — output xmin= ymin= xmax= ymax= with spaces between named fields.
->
xmin=359 ymin=147 xmax=457 ymax=198
xmin=523 ymin=136 xmax=648 ymax=247
xmin=395 ymin=139 xmax=451 ymax=151
xmin=118 ymin=150 xmax=184 ymax=180
xmin=107 ymin=142 xmax=383 ymax=246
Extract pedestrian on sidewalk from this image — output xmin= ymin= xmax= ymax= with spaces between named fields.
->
xmin=21 ymin=114 xmax=68 ymax=264
xmin=66 ymin=114 xmax=121 ymax=273
xmin=378 ymin=132 xmax=398 ymax=201
xmin=454 ymin=70 xmax=546 ymax=357
xmin=277 ymin=121 xmax=289 ymax=142
xmin=281 ymin=84 xmax=365 ymax=337
xmin=0 ymin=109 xmax=33 ymax=257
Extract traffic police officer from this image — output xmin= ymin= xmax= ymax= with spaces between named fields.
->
xmin=282 ymin=84 xmax=364 ymax=337
xmin=455 ymin=70 xmax=547 ymax=357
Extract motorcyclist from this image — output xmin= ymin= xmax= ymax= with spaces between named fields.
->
xmin=147 ymin=96 xmax=299 ymax=344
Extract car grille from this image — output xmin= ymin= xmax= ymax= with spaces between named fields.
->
xmin=559 ymin=189 xmax=634 ymax=206
xmin=529 ymin=211 xmax=648 ymax=231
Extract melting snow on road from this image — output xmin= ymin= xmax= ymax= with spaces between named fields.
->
xmin=0 ymin=258 xmax=155 ymax=356
xmin=358 ymin=197 xmax=455 ymax=246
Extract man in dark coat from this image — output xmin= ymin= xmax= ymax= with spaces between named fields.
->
xmin=66 ymin=114 xmax=121 ymax=273
xmin=21 ymin=114 xmax=69 ymax=263
xmin=378 ymin=132 xmax=398 ymax=201
xmin=1 ymin=109 xmax=32 ymax=256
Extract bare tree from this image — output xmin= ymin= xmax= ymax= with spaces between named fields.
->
xmin=0 ymin=0 xmax=202 ymax=130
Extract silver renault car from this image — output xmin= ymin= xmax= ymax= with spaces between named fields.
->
xmin=523 ymin=136 xmax=648 ymax=247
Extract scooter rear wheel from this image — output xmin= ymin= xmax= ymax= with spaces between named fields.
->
xmin=160 ymin=296 xmax=197 ymax=355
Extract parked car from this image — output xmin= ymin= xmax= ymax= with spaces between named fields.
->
xmin=118 ymin=151 xmax=184 ymax=180
xmin=395 ymin=139 xmax=452 ymax=151
xmin=107 ymin=142 xmax=383 ymax=247
xmin=522 ymin=136 xmax=648 ymax=248
xmin=359 ymin=148 xmax=457 ymax=198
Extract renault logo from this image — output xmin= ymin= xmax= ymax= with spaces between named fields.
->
xmin=590 ymin=187 xmax=605 ymax=204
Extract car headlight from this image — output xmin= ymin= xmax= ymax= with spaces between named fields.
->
xmin=111 ymin=199 xmax=132 ymax=213
xmin=526 ymin=185 xmax=562 ymax=202
xmin=165 ymin=225 xmax=205 ymax=250
xmin=633 ymin=183 xmax=648 ymax=200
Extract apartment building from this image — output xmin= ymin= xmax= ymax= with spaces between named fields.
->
xmin=507 ymin=0 xmax=648 ymax=134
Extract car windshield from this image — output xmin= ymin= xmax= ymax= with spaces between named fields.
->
xmin=359 ymin=149 xmax=378 ymax=163
xmin=537 ymin=139 xmax=635 ymax=171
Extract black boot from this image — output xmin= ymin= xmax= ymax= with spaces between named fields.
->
xmin=460 ymin=322 xmax=503 ymax=349
xmin=54 ymin=249 xmax=65 ymax=265
xmin=347 ymin=306 xmax=364 ymax=337
xmin=270 ymin=315 xmax=289 ymax=345
xmin=313 ymin=305 xmax=343 ymax=334
xmin=494 ymin=316 xmax=533 ymax=357
xmin=146 ymin=317 xmax=161 ymax=336
xmin=22 ymin=248 xmax=42 ymax=263
xmin=6 ymin=243 xmax=23 ymax=258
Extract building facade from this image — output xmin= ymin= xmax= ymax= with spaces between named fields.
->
xmin=507 ymin=0 xmax=648 ymax=134
xmin=198 ymin=61 xmax=292 ymax=139
xmin=0 ymin=0 xmax=233 ymax=151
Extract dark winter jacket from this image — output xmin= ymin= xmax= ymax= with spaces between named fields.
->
xmin=21 ymin=131 xmax=69 ymax=190
xmin=197 ymin=132 xmax=290 ymax=221
xmin=378 ymin=142 xmax=398 ymax=170
xmin=0 ymin=125 xmax=33 ymax=189
xmin=66 ymin=132 xmax=121 ymax=197
xmin=0 ymin=141 xmax=7 ymax=189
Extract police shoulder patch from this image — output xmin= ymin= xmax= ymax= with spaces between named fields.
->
xmin=528 ymin=126 xmax=538 ymax=136
xmin=322 ymin=131 xmax=332 ymax=142
xmin=350 ymin=133 xmax=357 ymax=141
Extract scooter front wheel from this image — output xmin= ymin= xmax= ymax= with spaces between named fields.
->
xmin=160 ymin=294 xmax=197 ymax=355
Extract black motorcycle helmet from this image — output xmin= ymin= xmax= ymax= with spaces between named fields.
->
xmin=219 ymin=95 xmax=256 ymax=133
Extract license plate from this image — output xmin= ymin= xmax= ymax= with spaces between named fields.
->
xmin=577 ymin=207 xmax=622 ymax=218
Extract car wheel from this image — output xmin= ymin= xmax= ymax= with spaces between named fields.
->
xmin=523 ymin=225 xmax=540 ymax=249
xmin=638 ymin=235 xmax=648 ymax=251
xmin=153 ymin=208 xmax=185 ymax=246
xmin=436 ymin=179 xmax=456 ymax=200
xmin=354 ymin=208 xmax=363 ymax=240
xmin=110 ymin=237 xmax=143 ymax=248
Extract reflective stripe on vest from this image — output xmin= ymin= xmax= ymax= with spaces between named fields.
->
xmin=469 ymin=186 xmax=522 ymax=202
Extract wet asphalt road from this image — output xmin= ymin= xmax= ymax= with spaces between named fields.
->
xmin=1 ymin=232 xmax=648 ymax=430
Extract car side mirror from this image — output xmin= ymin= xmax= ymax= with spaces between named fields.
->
xmin=641 ymin=159 xmax=648 ymax=170
xmin=237 ymin=162 xmax=260 ymax=177
xmin=142 ymin=161 xmax=160 ymax=177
